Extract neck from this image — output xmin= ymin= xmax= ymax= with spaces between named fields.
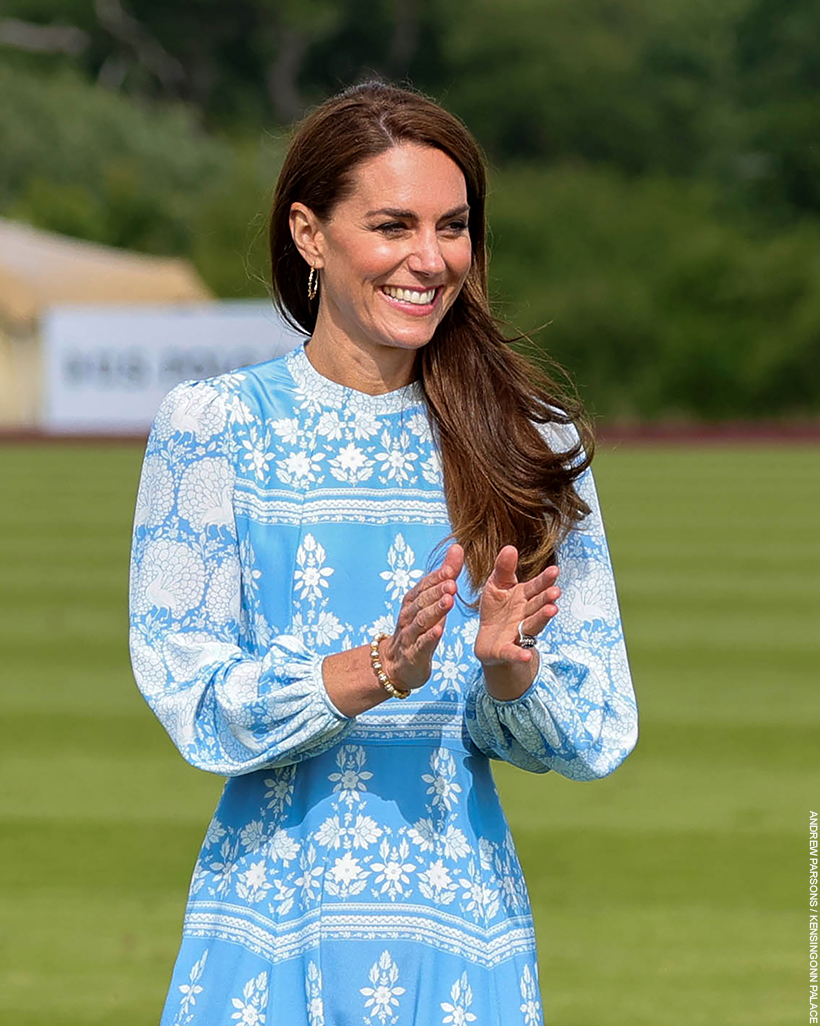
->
xmin=305 ymin=315 xmax=419 ymax=396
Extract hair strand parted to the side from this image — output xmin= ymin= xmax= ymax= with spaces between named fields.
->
xmin=269 ymin=80 xmax=594 ymax=604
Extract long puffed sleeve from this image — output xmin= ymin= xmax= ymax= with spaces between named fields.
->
xmin=464 ymin=448 xmax=638 ymax=781
xmin=129 ymin=380 xmax=354 ymax=776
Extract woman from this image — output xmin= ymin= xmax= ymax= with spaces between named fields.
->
xmin=130 ymin=80 xmax=638 ymax=1025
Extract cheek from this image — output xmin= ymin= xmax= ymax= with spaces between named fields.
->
xmin=324 ymin=227 xmax=394 ymax=284
xmin=455 ymin=246 xmax=474 ymax=283
xmin=362 ymin=241 xmax=399 ymax=277
xmin=453 ymin=240 xmax=473 ymax=280
xmin=340 ymin=236 xmax=395 ymax=279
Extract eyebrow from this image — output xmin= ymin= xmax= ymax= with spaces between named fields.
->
xmin=364 ymin=204 xmax=470 ymax=220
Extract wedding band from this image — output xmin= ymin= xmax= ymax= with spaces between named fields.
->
xmin=516 ymin=619 xmax=537 ymax=648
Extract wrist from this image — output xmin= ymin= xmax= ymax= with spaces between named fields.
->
xmin=322 ymin=644 xmax=392 ymax=718
xmin=378 ymin=636 xmax=398 ymax=685
xmin=374 ymin=635 xmax=411 ymax=699
xmin=481 ymin=649 xmax=540 ymax=701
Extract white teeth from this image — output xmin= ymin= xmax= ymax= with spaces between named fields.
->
xmin=383 ymin=286 xmax=436 ymax=305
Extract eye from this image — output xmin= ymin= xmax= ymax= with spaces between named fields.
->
xmin=442 ymin=220 xmax=469 ymax=235
xmin=374 ymin=221 xmax=408 ymax=235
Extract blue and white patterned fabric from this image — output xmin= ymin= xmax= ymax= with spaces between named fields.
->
xmin=129 ymin=342 xmax=638 ymax=1025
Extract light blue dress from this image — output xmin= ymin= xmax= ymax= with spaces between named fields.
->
xmin=129 ymin=342 xmax=638 ymax=1025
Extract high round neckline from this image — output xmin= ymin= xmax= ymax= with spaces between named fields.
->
xmin=285 ymin=342 xmax=424 ymax=414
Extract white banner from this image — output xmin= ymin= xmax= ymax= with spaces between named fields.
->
xmin=42 ymin=302 xmax=304 ymax=434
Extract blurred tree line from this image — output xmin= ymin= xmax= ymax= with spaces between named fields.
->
xmin=1 ymin=0 xmax=819 ymax=418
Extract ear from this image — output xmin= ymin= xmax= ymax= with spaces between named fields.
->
xmin=289 ymin=202 xmax=326 ymax=268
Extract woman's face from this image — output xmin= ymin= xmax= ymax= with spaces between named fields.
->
xmin=308 ymin=143 xmax=473 ymax=357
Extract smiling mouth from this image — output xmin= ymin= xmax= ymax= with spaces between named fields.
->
xmin=381 ymin=285 xmax=438 ymax=306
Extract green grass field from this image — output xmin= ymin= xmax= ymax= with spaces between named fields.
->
xmin=0 ymin=441 xmax=816 ymax=1025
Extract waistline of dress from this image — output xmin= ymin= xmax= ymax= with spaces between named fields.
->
xmin=342 ymin=702 xmax=475 ymax=748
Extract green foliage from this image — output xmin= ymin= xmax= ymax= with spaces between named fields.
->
xmin=0 ymin=62 xmax=281 ymax=296
xmin=442 ymin=0 xmax=717 ymax=172
xmin=0 ymin=0 xmax=449 ymax=127
xmin=729 ymin=0 xmax=820 ymax=218
xmin=5 ymin=0 xmax=820 ymax=218
xmin=490 ymin=165 xmax=820 ymax=418
xmin=3 ymin=0 xmax=820 ymax=417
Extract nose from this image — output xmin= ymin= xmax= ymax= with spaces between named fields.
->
xmin=407 ymin=228 xmax=446 ymax=276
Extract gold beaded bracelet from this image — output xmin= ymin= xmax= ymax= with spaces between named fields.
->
xmin=369 ymin=633 xmax=411 ymax=700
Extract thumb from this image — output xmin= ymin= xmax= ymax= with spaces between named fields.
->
xmin=442 ymin=542 xmax=465 ymax=579
xmin=490 ymin=545 xmax=519 ymax=589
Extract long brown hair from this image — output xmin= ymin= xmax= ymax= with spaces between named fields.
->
xmin=269 ymin=81 xmax=593 ymax=602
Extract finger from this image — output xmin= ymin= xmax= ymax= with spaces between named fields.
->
xmin=401 ymin=545 xmax=463 ymax=626
xmin=404 ymin=543 xmax=464 ymax=606
xmin=518 ymin=601 xmax=559 ymax=638
xmin=408 ymin=589 xmax=453 ymax=642
xmin=521 ymin=564 xmax=559 ymax=600
xmin=495 ymin=640 xmax=537 ymax=665
xmin=415 ymin=618 xmax=446 ymax=654
xmin=404 ymin=613 xmax=449 ymax=663
xmin=522 ymin=585 xmax=561 ymax=620
xmin=488 ymin=545 xmax=519 ymax=590
xmin=399 ymin=579 xmax=452 ymax=632
xmin=403 ymin=580 xmax=455 ymax=635
xmin=416 ymin=573 xmax=458 ymax=609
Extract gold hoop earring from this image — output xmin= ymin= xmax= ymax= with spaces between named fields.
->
xmin=307 ymin=266 xmax=318 ymax=301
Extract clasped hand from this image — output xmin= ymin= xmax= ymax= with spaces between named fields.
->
xmin=379 ymin=543 xmax=561 ymax=697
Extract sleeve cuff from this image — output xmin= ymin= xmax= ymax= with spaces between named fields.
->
xmin=478 ymin=674 xmax=540 ymax=707
xmin=313 ymin=654 xmax=354 ymax=722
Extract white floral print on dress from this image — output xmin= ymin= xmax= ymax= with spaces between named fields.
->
xmin=262 ymin=765 xmax=296 ymax=819
xmin=134 ymin=454 xmax=174 ymax=529
xmin=380 ymin=532 xmax=424 ymax=600
xmin=230 ymin=969 xmax=269 ymax=1025
xmin=370 ymin=838 xmax=418 ymax=900
xmin=329 ymin=441 xmax=375 ymax=484
xmin=207 ymin=836 xmax=239 ymax=898
xmin=240 ymin=428 xmax=276 ymax=481
xmin=293 ymin=535 xmax=334 ymax=601
xmin=328 ymin=745 xmax=372 ymax=806
xmin=417 ymin=858 xmax=458 ymax=905
xmin=422 ymin=749 xmax=463 ymax=812
xmin=325 ymin=851 xmax=369 ymax=898
xmin=431 ymin=637 xmax=471 ymax=699
xmin=441 ymin=970 xmax=478 ymax=1025
xmin=305 ymin=961 xmax=325 ymax=1026
xmin=375 ymin=428 xmax=419 ymax=484
xmin=293 ymin=844 xmax=324 ymax=905
xmin=174 ymin=948 xmax=208 ymax=1024
xmin=178 ymin=456 xmax=235 ymax=531
xmin=519 ymin=964 xmax=542 ymax=1025
xmin=236 ymin=860 xmax=271 ymax=904
xmin=360 ymin=950 xmax=406 ymax=1025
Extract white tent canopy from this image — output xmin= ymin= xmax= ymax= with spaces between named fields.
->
xmin=0 ymin=218 xmax=213 ymax=427
xmin=0 ymin=217 xmax=211 ymax=333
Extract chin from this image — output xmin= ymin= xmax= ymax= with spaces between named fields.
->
xmin=381 ymin=321 xmax=441 ymax=348
xmin=380 ymin=335 xmax=435 ymax=353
